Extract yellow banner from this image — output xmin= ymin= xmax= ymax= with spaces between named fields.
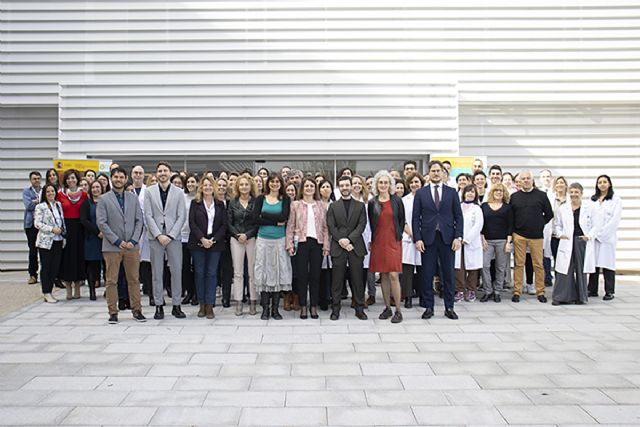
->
xmin=53 ymin=159 xmax=100 ymax=172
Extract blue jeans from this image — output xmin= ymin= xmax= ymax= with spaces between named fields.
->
xmin=191 ymin=250 xmax=221 ymax=305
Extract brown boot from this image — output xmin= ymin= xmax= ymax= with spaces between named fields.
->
xmin=205 ymin=304 xmax=215 ymax=319
xmin=72 ymin=282 xmax=82 ymax=299
xmin=65 ymin=282 xmax=73 ymax=300
xmin=249 ymin=300 xmax=257 ymax=315
xmin=197 ymin=304 xmax=206 ymax=318
xmin=283 ymin=292 xmax=292 ymax=311
xmin=291 ymin=293 xmax=301 ymax=311
xmin=366 ymin=295 xmax=376 ymax=306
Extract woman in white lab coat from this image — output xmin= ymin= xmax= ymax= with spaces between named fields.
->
xmin=401 ymin=172 xmax=424 ymax=308
xmin=552 ymin=183 xmax=597 ymax=305
xmin=587 ymin=175 xmax=622 ymax=300
xmin=454 ymin=185 xmax=484 ymax=302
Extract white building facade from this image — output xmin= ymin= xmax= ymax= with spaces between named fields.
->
xmin=1 ymin=0 xmax=638 ymax=270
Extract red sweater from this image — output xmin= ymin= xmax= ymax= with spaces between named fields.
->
xmin=57 ymin=190 xmax=87 ymax=219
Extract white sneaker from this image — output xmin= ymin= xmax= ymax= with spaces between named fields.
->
xmin=527 ymin=284 xmax=536 ymax=295
xmin=43 ymin=293 xmax=58 ymax=303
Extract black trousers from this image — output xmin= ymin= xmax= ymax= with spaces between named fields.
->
xmin=525 ymin=253 xmax=534 ymax=284
xmin=401 ymin=264 xmax=421 ymax=298
xmin=39 ymin=241 xmax=63 ymax=294
xmin=218 ymin=244 xmax=233 ymax=303
xmin=295 ymin=238 xmax=323 ymax=306
xmin=331 ymin=251 xmax=364 ymax=309
xmin=182 ymin=243 xmax=195 ymax=296
xmin=588 ymin=267 xmax=615 ymax=295
xmin=25 ymin=227 xmax=39 ymax=278
xmin=320 ymin=266 xmax=332 ymax=309
xmin=140 ymin=261 xmax=152 ymax=296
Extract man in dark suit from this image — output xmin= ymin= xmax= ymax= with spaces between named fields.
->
xmin=96 ymin=167 xmax=145 ymax=324
xmin=412 ymin=160 xmax=464 ymax=320
xmin=326 ymin=176 xmax=368 ymax=321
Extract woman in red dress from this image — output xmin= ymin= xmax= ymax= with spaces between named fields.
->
xmin=368 ymin=170 xmax=406 ymax=323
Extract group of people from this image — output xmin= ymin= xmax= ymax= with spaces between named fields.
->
xmin=22 ymin=158 xmax=622 ymax=324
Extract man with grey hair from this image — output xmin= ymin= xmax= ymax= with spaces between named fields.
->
xmin=287 ymin=169 xmax=303 ymax=188
xmin=509 ymin=170 xmax=553 ymax=303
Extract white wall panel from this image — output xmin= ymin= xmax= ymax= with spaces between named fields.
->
xmin=0 ymin=107 xmax=58 ymax=271
xmin=459 ymin=104 xmax=640 ymax=271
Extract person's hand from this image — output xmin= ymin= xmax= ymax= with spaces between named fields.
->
xmin=580 ymin=235 xmax=589 ymax=242
xmin=238 ymin=233 xmax=247 ymax=243
xmin=339 ymin=238 xmax=350 ymax=249
xmin=482 ymin=237 xmax=488 ymax=251
xmin=504 ymin=241 xmax=513 ymax=253
xmin=52 ymin=227 xmax=62 ymax=235
xmin=416 ymin=240 xmax=425 ymax=253
xmin=346 ymin=244 xmax=354 ymax=252
xmin=322 ymin=248 xmax=329 ymax=257
xmin=287 ymin=247 xmax=295 ymax=256
xmin=452 ymin=239 xmax=462 ymax=251
xmin=119 ymin=241 xmax=128 ymax=250
xmin=367 ymin=242 xmax=371 ymax=251
xmin=559 ymin=235 xmax=569 ymax=240
xmin=158 ymin=235 xmax=172 ymax=247
xmin=277 ymin=221 xmax=286 ymax=226
xmin=32 ymin=198 xmax=39 ymax=204
xmin=98 ymin=232 xmax=104 ymax=239
xmin=125 ymin=242 xmax=134 ymax=250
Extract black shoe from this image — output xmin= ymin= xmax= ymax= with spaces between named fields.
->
xmin=421 ymin=308 xmax=434 ymax=319
xmin=355 ymin=308 xmax=368 ymax=320
xmin=310 ymin=307 xmax=319 ymax=319
xmin=552 ymin=300 xmax=561 ymax=306
xmin=537 ymin=295 xmax=548 ymax=303
xmin=603 ymin=293 xmax=615 ymax=301
xmin=379 ymin=306 xmax=393 ymax=320
xmin=172 ymin=305 xmax=186 ymax=318
xmin=330 ymin=309 xmax=340 ymax=321
xmin=181 ymin=293 xmax=192 ymax=305
xmin=545 ymin=280 xmax=553 ymax=287
xmin=89 ymin=285 xmax=96 ymax=301
xmin=319 ymin=303 xmax=329 ymax=311
xmin=260 ymin=292 xmax=270 ymax=320
xmin=108 ymin=314 xmax=118 ymax=324
xmin=191 ymin=297 xmax=199 ymax=306
xmin=270 ymin=293 xmax=282 ymax=320
xmin=133 ymin=311 xmax=146 ymax=322
xmin=480 ymin=293 xmax=493 ymax=303
xmin=404 ymin=298 xmax=413 ymax=309
xmin=493 ymin=293 xmax=501 ymax=303
xmin=222 ymin=299 xmax=231 ymax=308
xmin=391 ymin=311 xmax=403 ymax=323
xmin=444 ymin=309 xmax=458 ymax=320
xmin=124 ymin=299 xmax=131 ymax=310
xmin=55 ymin=279 xmax=65 ymax=289
xmin=154 ymin=306 xmax=164 ymax=320
xmin=511 ymin=294 xmax=520 ymax=303
xmin=588 ymin=292 xmax=598 ymax=298
xmin=118 ymin=299 xmax=126 ymax=311
xmin=300 ymin=307 xmax=308 ymax=320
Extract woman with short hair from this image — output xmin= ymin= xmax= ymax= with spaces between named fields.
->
xmin=455 ymin=185 xmax=484 ymax=302
xmin=552 ymin=182 xmax=596 ymax=305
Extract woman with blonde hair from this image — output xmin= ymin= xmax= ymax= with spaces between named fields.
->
xmin=368 ymin=170 xmax=406 ymax=323
xmin=227 ymin=174 xmax=259 ymax=315
xmin=188 ymin=176 xmax=227 ymax=319
xmin=480 ymin=183 xmax=513 ymax=302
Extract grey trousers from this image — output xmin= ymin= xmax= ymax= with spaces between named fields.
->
xmin=149 ymin=239 xmax=183 ymax=306
xmin=552 ymin=237 xmax=588 ymax=304
xmin=482 ymin=239 xmax=508 ymax=294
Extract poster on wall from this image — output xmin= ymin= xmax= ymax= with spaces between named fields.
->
xmin=431 ymin=156 xmax=487 ymax=176
xmin=53 ymin=159 xmax=113 ymax=182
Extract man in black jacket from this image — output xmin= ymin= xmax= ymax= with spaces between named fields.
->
xmin=326 ymin=176 xmax=368 ymax=321
xmin=510 ymin=170 xmax=554 ymax=303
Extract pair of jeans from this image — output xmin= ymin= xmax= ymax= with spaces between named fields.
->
xmin=192 ymin=249 xmax=221 ymax=305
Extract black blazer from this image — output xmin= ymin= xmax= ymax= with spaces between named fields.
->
xmin=368 ymin=195 xmax=405 ymax=243
xmin=326 ymin=198 xmax=367 ymax=258
xmin=188 ymin=199 xmax=227 ymax=251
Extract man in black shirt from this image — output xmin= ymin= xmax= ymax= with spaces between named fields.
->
xmin=510 ymin=170 xmax=553 ymax=303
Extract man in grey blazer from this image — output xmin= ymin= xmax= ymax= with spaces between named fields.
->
xmin=144 ymin=161 xmax=187 ymax=319
xmin=96 ymin=167 xmax=146 ymax=324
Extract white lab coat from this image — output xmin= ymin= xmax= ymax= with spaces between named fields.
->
xmin=401 ymin=193 xmax=421 ymax=266
xmin=543 ymin=191 xmax=566 ymax=258
xmin=553 ymin=201 xmax=597 ymax=275
xmin=353 ymin=195 xmax=372 ymax=268
xmin=455 ymin=203 xmax=484 ymax=270
xmin=136 ymin=185 xmax=150 ymax=262
xmin=591 ymin=194 xmax=622 ymax=271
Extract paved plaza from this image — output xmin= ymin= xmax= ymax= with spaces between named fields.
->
xmin=1 ymin=275 xmax=640 ymax=426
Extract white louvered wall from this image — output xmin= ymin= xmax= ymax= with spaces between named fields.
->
xmin=1 ymin=0 xmax=639 ymax=270
xmin=0 ymin=107 xmax=59 ymax=271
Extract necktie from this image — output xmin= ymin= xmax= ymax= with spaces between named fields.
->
xmin=434 ymin=185 xmax=440 ymax=209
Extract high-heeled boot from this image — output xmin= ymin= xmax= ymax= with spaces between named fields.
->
xmin=270 ymin=292 xmax=283 ymax=320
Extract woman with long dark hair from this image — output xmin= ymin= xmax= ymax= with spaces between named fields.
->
xmin=34 ymin=184 xmax=65 ymax=303
xmin=252 ymin=172 xmax=292 ymax=320
xmin=45 ymin=168 xmax=59 ymax=190
xmin=588 ymin=175 xmax=622 ymax=300
xmin=57 ymin=169 xmax=88 ymax=300
xmin=80 ymin=180 xmax=104 ymax=300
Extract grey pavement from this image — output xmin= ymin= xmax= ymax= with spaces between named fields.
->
xmin=1 ymin=272 xmax=640 ymax=426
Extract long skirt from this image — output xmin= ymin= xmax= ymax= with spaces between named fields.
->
xmin=254 ymin=237 xmax=292 ymax=293
xmin=552 ymin=237 xmax=588 ymax=304
xmin=60 ymin=218 xmax=86 ymax=282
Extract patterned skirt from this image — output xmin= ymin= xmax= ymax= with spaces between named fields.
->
xmin=254 ymin=237 xmax=292 ymax=293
